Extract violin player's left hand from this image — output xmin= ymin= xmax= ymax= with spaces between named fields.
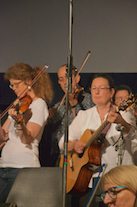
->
xmin=69 ymin=93 xmax=78 ymax=107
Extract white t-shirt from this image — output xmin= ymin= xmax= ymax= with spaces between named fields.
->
xmin=59 ymin=106 xmax=136 ymax=187
xmin=0 ymin=98 xmax=49 ymax=168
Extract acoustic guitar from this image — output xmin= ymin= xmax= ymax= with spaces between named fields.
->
xmin=59 ymin=93 xmax=136 ymax=195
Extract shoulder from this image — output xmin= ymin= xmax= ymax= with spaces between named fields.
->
xmin=120 ymin=108 xmax=134 ymax=117
xmin=53 ymin=100 xmax=66 ymax=113
xmin=29 ymin=98 xmax=49 ymax=124
xmin=53 ymin=101 xmax=60 ymax=108
xmin=80 ymin=91 xmax=91 ymax=99
xmin=83 ymin=92 xmax=91 ymax=98
xmin=77 ymin=106 xmax=96 ymax=116
xmin=32 ymin=98 xmax=46 ymax=105
xmin=30 ymin=98 xmax=48 ymax=111
xmin=79 ymin=91 xmax=94 ymax=108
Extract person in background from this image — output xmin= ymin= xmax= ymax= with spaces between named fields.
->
xmin=113 ymin=84 xmax=137 ymax=165
xmin=101 ymin=165 xmax=137 ymax=207
xmin=0 ymin=63 xmax=54 ymax=202
xmin=48 ymin=64 xmax=94 ymax=166
xmin=59 ymin=74 xmax=136 ymax=207
xmin=114 ymin=84 xmax=137 ymax=125
xmin=113 ymin=84 xmax=132 ymax=106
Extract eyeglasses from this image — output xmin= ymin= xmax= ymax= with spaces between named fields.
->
xmin=9 ymin=81 xmax=22 ymax=89
xmin=101 ymin=185 xmax=126 ymax=201
xmin=115 ymin=96 xmax=129 ymax=102
xmin=91 ymin=87 xmax=110 ymax=91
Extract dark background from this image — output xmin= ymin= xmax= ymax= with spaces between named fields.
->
xmin=0 ymin=72 xmax=137 ymax=111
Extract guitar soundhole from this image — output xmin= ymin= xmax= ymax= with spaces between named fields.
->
xmin=78 ymin=149 xmax=85 ymax=158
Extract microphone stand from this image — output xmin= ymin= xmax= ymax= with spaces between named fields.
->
xmin=115 ymin=125 xmax=124 ymax=166
xmin=62 ymin=1 xmax=73 ymax=207
xmin=117 ymin=131 xmax=124 ymax=166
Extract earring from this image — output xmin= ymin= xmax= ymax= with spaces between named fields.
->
xmin=28 ymin=86 xmax=31 ymax=90
xmin=110 ymin=98 xmax=114 ymax=103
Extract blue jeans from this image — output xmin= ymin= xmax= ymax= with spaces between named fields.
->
xmin=0 ymin=168 xmax=20 ymax=202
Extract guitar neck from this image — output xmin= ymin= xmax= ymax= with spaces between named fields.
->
xmin=86 ymin=120 xmax=109 ymax=147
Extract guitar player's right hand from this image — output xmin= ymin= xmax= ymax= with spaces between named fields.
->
xmin=74 ymin=140 xmax=86 ymax=154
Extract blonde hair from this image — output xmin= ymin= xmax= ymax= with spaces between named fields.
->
xmin=101 ymin=165 xmax=137 ymax=195
xmin=4 ymin=63 xmax=54 ymax=105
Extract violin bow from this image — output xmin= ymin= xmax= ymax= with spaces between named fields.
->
xmin=0 ymin=65 xmax=49 ymax=120
xmin=56 ymin=51 xmax=91 ymax=111
xmin=86 ymin=163 xmax=108 ymax=207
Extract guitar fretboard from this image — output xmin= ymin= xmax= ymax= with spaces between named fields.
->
xmin=86 ymin=120 xmax=109 ymax=148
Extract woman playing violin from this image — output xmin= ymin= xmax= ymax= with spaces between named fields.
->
xmin=59 ymin=73 xmax=136 ymax=207
xmin=0 ymin=63 xmax=54 ymax=202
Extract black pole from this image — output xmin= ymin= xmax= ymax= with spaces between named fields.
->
xmin=62 ymin=1 xmax=73 ymax=207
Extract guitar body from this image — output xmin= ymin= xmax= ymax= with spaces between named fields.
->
xmin=59 ymin=129 xmax=103 ymax=195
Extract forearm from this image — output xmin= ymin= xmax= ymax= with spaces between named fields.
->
xmin=0 ymin=126 xmax=6 ymax=143
xmin=108 ymin=110 xmax=132 ymax=135
xmin=0 ymin=118 xmax=10 ymax=143
xmin=119 ymin=118 xmax=131 ymax=134
xmin=69 ymin=99 xmax=78 ymax=107
xmin=17 ymin=124 xmax=33 ymax=144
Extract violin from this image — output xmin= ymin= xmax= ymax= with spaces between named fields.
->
xmin=14 ymin=95 xmax=32 ymax=124
xmin=73 ymin=84 xmax=84 ymax=99
xmin=64 ymin=84 xmax=84 ymax=108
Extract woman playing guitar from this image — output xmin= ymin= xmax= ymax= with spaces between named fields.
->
xmin=59 ymin=73 xmax=137 ymax=207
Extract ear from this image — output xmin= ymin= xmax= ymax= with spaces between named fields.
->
xmin=76 ymin=74 xmax=80 ymax=84
xmin=111 ymin=88 xmax=115 ymax=98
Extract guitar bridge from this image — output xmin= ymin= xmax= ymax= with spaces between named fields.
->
xmin=69 ymin=155 xmax=74 ymax=171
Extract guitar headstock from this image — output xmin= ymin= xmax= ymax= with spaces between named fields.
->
xmin=117 ymin=93 xmax=137 ymax=112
